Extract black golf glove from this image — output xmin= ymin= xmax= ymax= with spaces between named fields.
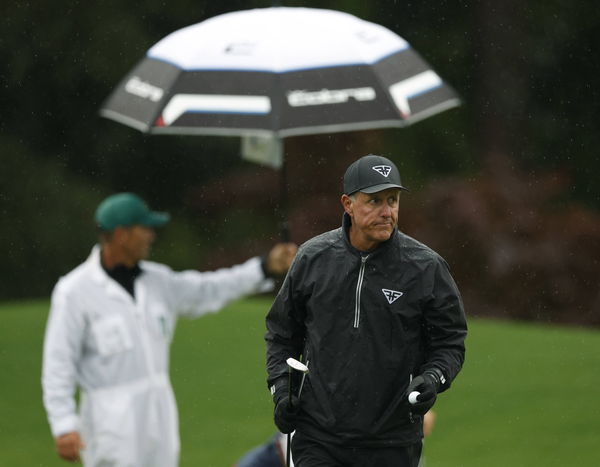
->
xmin=406 ymin=368 xmax=444 ymax=415
xmin=271 ymin=377 xmax=300 ymax=434
xmin=274 ymin=394 xmax=300 ymax=434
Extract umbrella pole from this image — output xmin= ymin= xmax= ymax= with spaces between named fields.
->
xmin=279 ymin=139 xmax=290 ymax=242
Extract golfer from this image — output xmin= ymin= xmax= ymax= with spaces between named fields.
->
xmin=42 ymin=192 xmax=297 ymax=467
xmin=265 ymin=155 xmax=467 ymax=467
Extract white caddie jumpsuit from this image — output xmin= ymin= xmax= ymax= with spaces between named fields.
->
xmin=42 ymin=245 xmax=273 ymax=467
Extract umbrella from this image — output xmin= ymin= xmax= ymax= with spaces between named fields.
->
xmin=100 ymin=7 xmax=459 ymax=153
xmin=99 ymin=7 xmax=460 ymax=235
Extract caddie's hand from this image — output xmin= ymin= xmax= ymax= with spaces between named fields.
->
xmin=406 ymin=369 xmax=443 ymax=415
xmin=55 ymin=431 xmax=84 ymax=462
xmin=265 ymin=243 xmax=297 ymax=276
xmin=274 ymin=394 xmax=300 ymax=434
xmin=423 ymin=410 xmax=436 ymax=438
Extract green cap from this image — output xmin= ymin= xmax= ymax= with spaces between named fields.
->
xmin=95 ymin=193 xmax=170 ymax=231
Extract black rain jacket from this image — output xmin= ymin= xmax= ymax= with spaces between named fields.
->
xmin=265 ymin=214 xmax=467 ymax=447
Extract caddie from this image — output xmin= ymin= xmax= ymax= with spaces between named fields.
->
xmin=42 ymin=192 xmax=297 ymax=466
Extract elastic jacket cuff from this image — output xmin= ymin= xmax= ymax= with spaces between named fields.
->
xmin=269 ymin=376 xmax=288 ymax=405
xmin=260 ymin=255 xmax=273 ymax=279
xmin=423 ymin=367 xmax=446 ymax=391
xmin=50 ymin=414 xmax=80 ymax=438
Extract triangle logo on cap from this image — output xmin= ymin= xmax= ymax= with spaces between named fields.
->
xmin=372 ymin=165 xmax=392 ymax=177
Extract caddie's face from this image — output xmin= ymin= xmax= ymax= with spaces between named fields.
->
xmin=119 ymin=225 xmax=156 ymax=264
xmin=341 ymin=188 xmax=400 ymax=251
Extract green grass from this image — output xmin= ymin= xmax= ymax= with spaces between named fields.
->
xmin=1 ymin=298 xmax=599 ymax=466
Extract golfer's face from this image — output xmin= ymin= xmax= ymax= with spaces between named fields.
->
xmin=346 ymin=188 xmax=399 ymax=250
xmin=122 ymin=225 xmax=156 ymax=262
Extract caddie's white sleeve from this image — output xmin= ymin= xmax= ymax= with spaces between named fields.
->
xmin=42 ymin=281 xmax=84 ymax=437
xmin=171 ymin=257 xmax=274 ymax=318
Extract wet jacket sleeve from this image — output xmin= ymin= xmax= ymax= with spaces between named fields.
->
xmin=420 ymin=256 xmax=467 ymax=392
xmin=265 ymin=257 xmax=306 ymax=386
xmin=42 ymin=281 xmax=84 ymax=437
xmin=168 ymin=257 xmax=274 ymax=318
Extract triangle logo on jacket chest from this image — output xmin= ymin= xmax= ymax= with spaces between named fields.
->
xmin=382 ymin=288 xmax=403 ymax=304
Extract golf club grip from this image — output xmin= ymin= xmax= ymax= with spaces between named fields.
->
xmin=288 ymin=367 xmax=293 ymax=409
xmin=408 ymin=391 xmax=420 ymax=405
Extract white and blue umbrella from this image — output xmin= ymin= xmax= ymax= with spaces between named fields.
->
xmin=100 ymin=6 xmax=460 ymax=168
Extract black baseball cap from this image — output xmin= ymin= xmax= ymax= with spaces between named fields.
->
xmin=343 ymin=154 xmax=408 ymax=195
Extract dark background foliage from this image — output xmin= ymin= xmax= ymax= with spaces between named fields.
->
xmin=1 ymin=1 xmax=598 ymax=325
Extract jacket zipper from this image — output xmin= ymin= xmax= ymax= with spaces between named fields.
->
xmin=353 ymin=255 xmax=369 ymax=328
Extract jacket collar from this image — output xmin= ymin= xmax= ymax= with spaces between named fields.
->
xmin=87 ymin=245 xmax=142 ymax=303
xmin=88 ymin=245 xmax=110 ymax=284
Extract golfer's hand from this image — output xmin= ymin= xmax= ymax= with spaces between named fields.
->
xmin=274 ymin=394 xmax=300 ymax=434
xmin=266 ymin=243 xmax=297 ymax=276
xmin=55 ymin=431 xmax=84 ymax=462
xmin=406 ymin=370 xmax=442 ymax=415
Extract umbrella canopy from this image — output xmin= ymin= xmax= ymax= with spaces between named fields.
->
xmin=100 ymin=7 xmax=460 ymax=141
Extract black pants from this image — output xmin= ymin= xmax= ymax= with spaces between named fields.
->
xmin=292 ymin=432 xmax=422 ymax=467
